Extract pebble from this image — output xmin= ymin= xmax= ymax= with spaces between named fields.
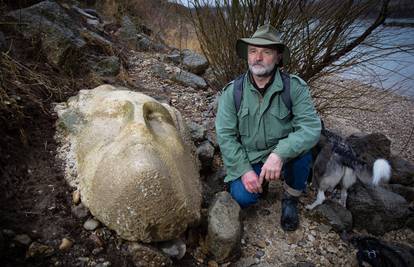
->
xmin=96 ymin=262 xmax=111 ymax=267
xmin=208 ymin=260 xmax=219 ymax=267
xmin=84 ymin=219 xmax=100 ymax=231
xmin=78 ymin=257 xmax=89 ymax=262
xmin=255 ymin=250 xmax=265 ymax=258
xmin=254 ymin=240 xmax=267 ymax=248
xmin=59 ymin=238 xmax=73 ymax=251
xmin=92 ymin=247 xmax=104 ymax=255
xmin=26 ymin=242 xmax=54 ymax=257
xmin=89 ymin=233 xmax=104 ymax=247
xmin=307 ymin=234 xmax=315 ymax=242
xmin=71 ymin=204 xmax=90 ymax=219
xmin=14 ymin=234 xmax=31 ymax=246
xmin=72 ymin=190 xmax=80 ymax=204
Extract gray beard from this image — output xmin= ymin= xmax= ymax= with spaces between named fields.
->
xmin=248 ymin=62 xmax=276 ymax=77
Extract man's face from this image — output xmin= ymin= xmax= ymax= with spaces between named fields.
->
xmin=247 ymin=45 xmax=280 ymax=77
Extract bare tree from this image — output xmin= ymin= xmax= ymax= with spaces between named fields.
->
xmin=187 ymin=0 xmax=413 ymax=114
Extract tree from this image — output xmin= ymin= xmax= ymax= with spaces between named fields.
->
xmin=187 ymin=0 xmax=413 ymax=114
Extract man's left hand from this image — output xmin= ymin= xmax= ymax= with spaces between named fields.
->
xmin=259 ymin=152 xmax=283 ymax=181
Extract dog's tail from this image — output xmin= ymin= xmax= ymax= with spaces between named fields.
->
xmin=372 ymin=159 xmax=391 ymax=186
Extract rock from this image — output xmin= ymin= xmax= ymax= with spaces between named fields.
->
xmin=196 ymin=141 xmax=215 ymax=169
xmin=202 ymin=167 xmax=226 ymax=207
xmin=182 ymin=49 xmax=209 ymax=75
xmin=55 ymin=85 xmax=202 ymax=242
xmin=128 ymin=242 xmax=172 ymax=267
xmin=118 ymin=16 xmax=138 ymax=50
xmin=346 ymin=133 xmax=391 ymax=165
xmin=26 ymin=242 xmax=54 ymax=258
xmin=187 ymin=121 xmax=206 ymax=142
xmin=172 ymin=70 xmax=208 ymax=89
xmin=71 ymin=203 xmax=90 ymax=219
xmin=208 ymin=260 xmax=219 ymax=267
xmin=59 ymin=238 xmax=73 ymax=251
xmin=389 ymin=155 xmax=414 ymax=186
xmin=89 ymin=233 xmax=104 ymax=247
xmin=72 ymin=190 xmax=81 ymax=204
xmin=347 ymin=181 xmax=412 ymax=235
xmin=136 ymin=33 xmax=168 ymax=52
xmin=91 ymin=56 xmax=121 ymax=76
xmin=255 ymin=250 xmax=265 ymax=258
xmin=14 ymin=234 xmax=31 ymax=246
xmin=206 ymin=191 xmax=242 ymax=263
xmin=233 ymin=257 xmax=257 ymax=267
xmin=95 ymin=262 xmax=111 ymax=267
xmin=6 ymin=1 xmax=86 ymax=68
xmin=164 ymin=52 xmax=181 ymax=65
xmin=158 ymin=238 xmax=186 ymax=259
xmin=311 ymin=200 xmax=353 ymax=232
xmin=383 ymin=183 xmax=414 ymax=202
xmin=84 ymin=218 xmax=100 ymax=231
xmin=151 ymin=63 xmax=169 ymax=79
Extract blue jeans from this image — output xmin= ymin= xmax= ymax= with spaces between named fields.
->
xmin=229 ymin=151 xmax=312 ymax=208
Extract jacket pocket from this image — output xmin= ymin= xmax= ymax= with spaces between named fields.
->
xmin=238 ymin=108 xmax=249 ymax=136
xmin=266 ymin=107 xmax=292 ymax=143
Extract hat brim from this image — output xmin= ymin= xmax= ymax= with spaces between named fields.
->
xmin=236 ymin=38 xmax=291 ymax=66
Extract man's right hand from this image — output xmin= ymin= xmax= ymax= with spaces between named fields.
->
xmin=241 ymin=170 xmax=263 ymax=193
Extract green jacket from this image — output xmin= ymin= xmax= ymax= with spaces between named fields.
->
xmin=215 ymin=69 xmax=321 ymax=182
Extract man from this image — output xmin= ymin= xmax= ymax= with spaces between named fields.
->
xmin=215 ymin=24 xmax=321 ymax=231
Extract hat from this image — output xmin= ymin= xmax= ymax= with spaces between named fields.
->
xmin=236 ymin=24 xmax=290 ymax=66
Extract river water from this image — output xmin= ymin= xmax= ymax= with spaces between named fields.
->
xmin=339 ymin=19 xmax=414 ymax=98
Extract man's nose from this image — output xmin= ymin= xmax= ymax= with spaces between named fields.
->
xmin=255 ymin=52 xmax=263 ymax=61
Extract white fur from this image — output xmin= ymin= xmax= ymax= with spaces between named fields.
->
xmin=372 ymin=159 xmax=391 ymax=185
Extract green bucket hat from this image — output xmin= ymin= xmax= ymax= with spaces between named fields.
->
xmin=236 ymin=24 xmax=290 ymax=66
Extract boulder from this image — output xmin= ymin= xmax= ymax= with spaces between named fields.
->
xmin=346 ymin=133 xmax=391 ymax=165
xmin=172 ymin=70 xmax=207 ymax=89
xmin=118 ymin=16 xmax=138 ymax=50
xmin=55 ymin=85 xmax=202 ymax=242
xmin=389 ymin=155 xmax=414 ymax=186
xmin=6 ymin=1 xmax=86 ymax=68
xmin=91 ymin=56 xmax=120 ymax=76
xmin=196 ymin=141 xmax=215 ymax=170
xmin=383 ymin=183 xmax=414 ymax=202
xmin=207 ymin=191 xmax=242 ymax=263
xmin=182 ymin=49 xmax=209 ymax=75
xmin=187 ymin=121 xmax=206 ymax=142
xmin=347 ymin=181 xmax=412 ymax=235
xmin=311 ymin=200 xmax=353 ymax=232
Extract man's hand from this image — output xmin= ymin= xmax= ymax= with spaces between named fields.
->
xmin=241 ymin=170 xmax=263 ymax=193
xmin=260 ymin=153 xmax=283 ymax=181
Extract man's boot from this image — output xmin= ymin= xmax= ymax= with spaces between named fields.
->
xmin=281 ymin=192 xmax=299 ymax=231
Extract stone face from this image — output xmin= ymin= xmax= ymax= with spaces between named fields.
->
xmin=182 ymin=49 xmax=209 ymax=75
xmin=207 ymin=191 xmax=242 ymax=263
xmin=347 ymin=181 xmax=412 ymax=235
xmin=55 ymin=85 xmax=202 ymax=242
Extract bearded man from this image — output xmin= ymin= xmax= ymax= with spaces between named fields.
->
xmin=215 ymin=24 xmax=321 ymax=231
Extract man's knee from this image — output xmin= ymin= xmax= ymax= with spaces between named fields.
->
xmin=229 ymin=179 xmax=259 ymax=208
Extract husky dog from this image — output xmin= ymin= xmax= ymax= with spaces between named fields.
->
xmin=306 ymin=129 xmax=391 ymax=210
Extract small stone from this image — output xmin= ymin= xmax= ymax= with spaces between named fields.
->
xmin=92 ymin=247 xmax=104 ymax=255
xmin=89 ymin=233 xmax=104 ymax=247
xmin=72 ymin=190 xmax=80 ymax=204
xmin=208 ymin=260 xmax=219 ymax=267
xmin=317 ymin=224 xmax=332 ymax=234
xmin=254 ymin=240 xmax=266 ymax=248
xmin=78 ymin=257 xmax=89 ymax=262
xmin=84 ymin=219 xmax=100 ymax=231
xmin=26 ymin=242 xmax=54 ymax=258
xmin=307 ymin=234 xmax=315 ymax=242
xmin=59 ymin=238 xmax=73 ymax=251
xmin=71 ymin=204 xmax=90 ymax=219
xmin=255 ymin=250 xmax=265 ymax=258
xmin=96 ymin=262 xmax=111 ymax=267
xmin=14 ymin=234 xmax=32 ymax=246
